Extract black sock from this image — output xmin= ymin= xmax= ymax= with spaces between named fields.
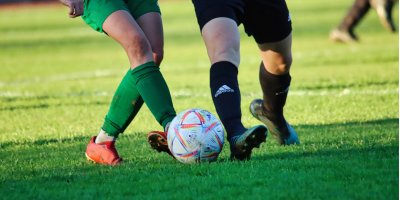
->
xmin=338 ymin=0 xmax=370 ymax=33
xmin=259 ymin=62 xmax=291 ymax=129
xmin=210 ymin=61 xmax=246 ymax=142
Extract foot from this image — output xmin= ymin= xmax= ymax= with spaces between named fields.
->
xmin=330 ymin=28 xmax=358 ymax=43
xmin=369 ymin=0 xmax=396 ymax=32
xmin=230 ymin=125 xmax=268 ymax=161
xmin=147 ymin=131 xmax=173 ymax=157
xmin=250 ymin=99 xmax=300 ymax=145
xmin=85 ymin=136 xmax=123 ymax=166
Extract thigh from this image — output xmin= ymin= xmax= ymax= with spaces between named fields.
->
xmin=202 ymin=17 xmax=241 ymax=67
xmin=243 ymin=0 xmax=292 ymax=44
xmin=126 ymin=0 xmax=161 ymax=20
xmin=103 ymin=10 xmax=154 ymax=68
xmin=81 ymin=0 xmax=129 ymax=33
xmin=136 ymin=12 xmax=164 ymax=66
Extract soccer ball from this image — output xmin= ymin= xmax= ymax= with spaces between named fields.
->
xmin=167 ymin=109 xmax=224 ymax=164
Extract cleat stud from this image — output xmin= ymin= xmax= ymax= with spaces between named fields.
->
xmin=157 ymin=143 xmax=160 ymax=146
xmin=252 ymin=135 xmax=256 ymax=138
xmin=244 ymin=143 xmax=248 ymax=147
xmin=157 ymin=136 xmax=161 ymax=140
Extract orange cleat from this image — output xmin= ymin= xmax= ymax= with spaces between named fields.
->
xmin=147 ymin=131 xmax=173 ymax=157
xmin=85 ymin=136 xmax=123 ymax=166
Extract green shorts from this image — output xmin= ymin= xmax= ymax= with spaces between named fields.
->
xmin=82 ymin=0 xmax=161 ymax=33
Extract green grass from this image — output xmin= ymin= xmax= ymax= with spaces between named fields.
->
xmin=0 ymin=0 xmax=398 ymax=199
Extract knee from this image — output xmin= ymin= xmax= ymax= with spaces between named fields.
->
xmin=264 ymin=53 xmax=292 ymax=75
xmin=152 ymin=49 xmax=164 ymax=66
xmin=125 ymin=34 xmax=152 ymax=62
xmin=276 ymin=55 xmax=292 ymax=74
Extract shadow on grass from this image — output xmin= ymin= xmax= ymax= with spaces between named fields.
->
xmin=0 ymin=136 xmax=90 ymax=149
xmin=0 ymin=101 xmax=108 ymax=111
xmin=2 ymin=118 xmax=398 ymax=163
xmin=296 ymin=80 xmax=399 ymax=90
xmin=0 ymin=118 xmax=398 ymax=200
xmin=295 ymin=118 xmax=399 ymax=129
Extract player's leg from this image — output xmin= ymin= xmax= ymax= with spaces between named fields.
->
xmin=100 ymin=10 xmax=175 ymax=142
xmin=134 ymin=11 xmax=172 ymax=155
xmin=136 ymin=12 xmax=164 ymax=66
xmin=330 ymin=0 xmax=371 ymax=42
xmin=251 ymin=33 xmax=299 ymax=145
xmin=369 ymin=0 xmax=396 ymax=32
xmin=83 ymin=0 xmax=176 ymax=165
xmin=244 ymin=0 xmax=299 ymax=145
xmin=193 ymin=3 xmax=267 ymax=160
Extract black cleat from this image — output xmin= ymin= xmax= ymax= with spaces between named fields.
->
xmin=250 ymin=99 xmax=300 ymax=145
xmin=230 ymin=125 xmax=268 ymax=161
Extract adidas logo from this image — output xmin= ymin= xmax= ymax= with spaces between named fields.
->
xmin=215 ymin=85 xmax=234 ymax=97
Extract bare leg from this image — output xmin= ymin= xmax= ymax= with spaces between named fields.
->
xmin=202 ymin=18 xmax=240 ymax=67
xmin=103 ymin=10 xmax=154 ymax=69
xmin=370 ymin=0 xmax=396 ymax=31
xmin=136 ymin=12 xmax=164 ymax=66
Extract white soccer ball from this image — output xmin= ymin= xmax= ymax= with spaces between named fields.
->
xmin=167 ymin=109 xmax=224 ymax=164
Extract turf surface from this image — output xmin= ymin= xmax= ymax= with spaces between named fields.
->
xmin=0 ymin=0 xmax=398 ymax=199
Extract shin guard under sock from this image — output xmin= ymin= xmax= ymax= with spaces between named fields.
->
xmin=102 ymin=61 xmax=176 ymax=137
xmin=102 ymin=69 xmax=145 ymax=137
xmin=210 ymin=61 xmax=245 ymax=142
xmin=131 ymin=62 xmax=176 ymax=130
xmin=259 ymin=62 xmax=291 ymax=128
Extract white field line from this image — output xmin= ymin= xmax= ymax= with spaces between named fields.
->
xmin=0 ymin=64 xmax=208 ymax=86
xmin=0 ymin=88 xmax=398 ymax=98
xmin=0 ymin=69 xmax=127 ymax=86
xmin=0 ymin=43 xmax=397 ymax=87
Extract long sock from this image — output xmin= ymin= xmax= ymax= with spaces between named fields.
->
xmin=102 ymin=61 xmax=176 ymax=138
xmin=338 ymin=0 xmax=371 ymax=34
xmin=259 ymin=62 xmax=291 ymax=133
xmin=131 ymin=61 xmax=176 ymax=130
xmin=210 ymin=61 xmax=246 ymax=142
xmin=102 ymin=69 xmax=145 ymax=137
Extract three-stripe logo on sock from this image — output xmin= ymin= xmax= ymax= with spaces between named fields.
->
xmin=215 ymin=85 xmax=234 ymax=97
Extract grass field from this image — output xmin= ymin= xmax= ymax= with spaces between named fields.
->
xmin=0 ymin=0 xmax=399 ymax=199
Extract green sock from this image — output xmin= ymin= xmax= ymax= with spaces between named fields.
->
xmin=102 ymin=70 xmax=144 ymax=137
xmin=131 ymin=62 xmax=176 ymax=130
xmin=102 ymin=61 xmax=176 ymax=137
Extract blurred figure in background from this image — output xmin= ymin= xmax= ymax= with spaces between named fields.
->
xmin=330 ymin=0 xmax=397 ymax=43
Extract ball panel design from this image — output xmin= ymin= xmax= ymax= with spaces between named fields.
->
xmin=167 ymin=109 xmax=224 ymax=164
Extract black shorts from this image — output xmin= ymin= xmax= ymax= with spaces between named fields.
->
xmin=192 ymin=0 xmax=292 ymax=44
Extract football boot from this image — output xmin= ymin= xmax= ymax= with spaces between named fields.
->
xmin=85 ymin=136 xmax=123 ymax=166
xmin=330 ymin=28 xmax=358 ymax=43
xmin=230 ymin=125 xmax=268 ymax=161
xmin=147 ymin=131 xmax=173 ymax=157
xmin=250 ymin=99 xmax=300 ymax=145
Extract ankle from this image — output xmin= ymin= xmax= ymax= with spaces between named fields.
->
xmin=95 ymin=129 xmax=117 ymax=144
